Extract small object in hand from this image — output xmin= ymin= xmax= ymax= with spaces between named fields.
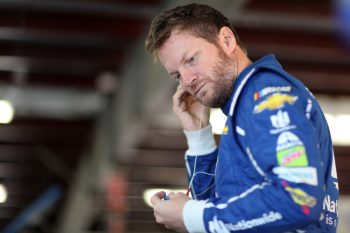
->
xmin=163 ymin=194 xmax=170 ymax=200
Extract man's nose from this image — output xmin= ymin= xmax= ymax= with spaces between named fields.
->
xmin=180 ymin=69 xmax=196 ymax=87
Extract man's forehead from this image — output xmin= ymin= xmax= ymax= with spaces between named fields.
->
xmin=163 ymin=29 xmax=195 ymax=45
xmin=158 ymin=30 xmax=185 ymax=55
xmin=159 ymin=30 xmax=200 ymax=53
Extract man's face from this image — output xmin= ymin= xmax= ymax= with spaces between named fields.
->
xmin=158 ymin=30 xmax=236 ymax=108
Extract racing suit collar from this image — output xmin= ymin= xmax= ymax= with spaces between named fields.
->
xmin=221 ymin=54 xmax=282 ymax=116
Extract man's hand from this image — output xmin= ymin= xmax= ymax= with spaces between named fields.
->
xmin=173 ymin=85 xmax=210 ymax=131
xmin=151 ymin=191 xmax=190 ymax=232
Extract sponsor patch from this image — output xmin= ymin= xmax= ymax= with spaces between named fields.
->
xmin=254 ymin=86 xmax=292 ymax=101
xmin=285 ymin=186 xmax=317 ymax=207
xmin=270 ymin=110 xmax=290 ymax=128
xmin=277 ymin=146 xmax=307 ymax=166
xmin=281 ymin=181 xmax=316 ymax=215
xmin=273 ymin=166 xmax=318 ymax=185
xmin=253 ymin=93 xmax=298 ymax=113
xmin=222 ymin=126 xmax=229 ymax=135
xmin=269 ymin=110 xmax=297 ymax=134
xmin=276 ymin=132 xmax=308 ymax=167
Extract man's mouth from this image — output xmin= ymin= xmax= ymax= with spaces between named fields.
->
xmin=194 ymin=82 xmax=206 ymax=96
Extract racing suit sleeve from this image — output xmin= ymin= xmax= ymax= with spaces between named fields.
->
xmin=183 ymin=73 xmax=326 ymax=233
xmin=184 ymin=124 xmax=218 ymax=201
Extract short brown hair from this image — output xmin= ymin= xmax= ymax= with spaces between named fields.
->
xmin=145 ymin=3 xmax=245 ymax=60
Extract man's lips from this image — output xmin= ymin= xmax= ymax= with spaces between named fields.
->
xmin=194 ymin=82 xmax=206 ymax=96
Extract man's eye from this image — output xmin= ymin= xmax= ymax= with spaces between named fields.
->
xmin=172 ymin=73 xmax=180 ymax=81
xmin=187 ymin=57 xmax=194 ymax=64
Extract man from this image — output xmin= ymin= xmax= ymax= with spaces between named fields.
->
xmin=145 ymin=3 xmax=339 ymax=233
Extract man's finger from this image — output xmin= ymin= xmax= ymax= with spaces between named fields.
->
xmin=173 ymin=86 xmax=187 ymax=106
xmin=150 ymin=191 xmax=166 ymax=206
xmin=167 ymin=192 xmax=175 ymax=200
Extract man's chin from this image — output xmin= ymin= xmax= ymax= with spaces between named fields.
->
xmin=194 ymin=97 xmax=209 ymax=107
xmin=196 ymin=93 xmax=223 ymax=108
xmin=202 ymin=96 xmax=228 ymax=108
xmin=200 ymin=98 xmax=219 ymax=108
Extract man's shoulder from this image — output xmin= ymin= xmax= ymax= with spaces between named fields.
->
xmin=240 ymin=69 xmax=295 ymax=103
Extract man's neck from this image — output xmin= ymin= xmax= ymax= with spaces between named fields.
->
xmin=235 ymin=48 xmax=252 ymax=76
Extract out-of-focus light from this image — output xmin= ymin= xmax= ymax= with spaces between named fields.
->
xmin=325 ymin=113 xmax=350 ymax=146
xmin=143 ymin=188 xmax=186 ymax=208
xmin=0 ymin=184 xmax=7 ymax=203
xmin=0 ymin=100 xmax=14 ymax=124
xmin=210 ymin=108 xmax=227 ymax=134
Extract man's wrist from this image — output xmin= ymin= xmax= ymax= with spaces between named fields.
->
xmin=184 ymin=124 xmax=217 ymax=156
xmin=182 ymin=200 xmax=207 ymax=233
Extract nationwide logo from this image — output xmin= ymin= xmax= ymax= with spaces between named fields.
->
xmin=253 ymin=93 xmax=298 ymax=113
xmin=208 ymin=212 xmax=283 ymax=232
xmin=254 ymin=86 xmax=292 ymax=101
xmin=323 ymin=195 xmax=339 ymax=226
xmin=323 ymin=195 xmax=338 ymax=217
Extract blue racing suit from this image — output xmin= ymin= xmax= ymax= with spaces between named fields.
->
xmin=182 ymin=55 xmax=339 ymax=233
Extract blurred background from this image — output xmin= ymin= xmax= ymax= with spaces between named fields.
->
xmin=0 ymin=0 xmax=349 ymax=232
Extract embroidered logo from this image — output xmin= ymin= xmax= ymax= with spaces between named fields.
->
xmin=254 ymin=93 xmax=298 ymax=113
xmin=254 ymin=86 xmax=292 ymax=101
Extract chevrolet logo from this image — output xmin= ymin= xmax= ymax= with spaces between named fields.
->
xmin=254 ymin=93 xmax=298 ymax=113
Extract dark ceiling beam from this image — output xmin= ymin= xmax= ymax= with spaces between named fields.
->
xmin=0 ymin=145 xmax=81 ymax=173
xmin=239 ymin=28 xmax=343 ymax=51
xmin=137 ymin=131 xmax=187 ymax=150
xmin=238 ymin=39 xmax=350 ymax=95
xmin=0 ymin=42 xmax=123 ymax=60
xmin=127 ymin=166 xmax=187 ymax=186
xmin=0 ymin=13 xmax=146 ymax=40
xmin=0 ymin=163 xmax=42 ymax=177
xmin=0 ymin=72 xmax=99 ymax=90
xmin=119 ymin=149 xmax=185 ymax=168
xmin=3 ymin=181 xmax=58 ymax=198
xmin=0 ymin=0 xmax=158 ymax=19
xmin=0 ymin=27 xmax=128 ymax=50
xmin=289 ymin=71 xmax=350 ymax=95
xmin=231 ymin=11 xmax=335 ymax=33
xmin=0 ymin=145 xmax=36 ymax=162
xmin=0 ymin=208 xmax=18 ymax=220
xmin=0 ymin=55 xmax=120 ymax=76
xmin=245 ymin=0 xmax=331 ymax=17
xmin=0 ymin=120 xmax=92 ymax=145
xmin=0 ymin=196 xmax=34 ymax=209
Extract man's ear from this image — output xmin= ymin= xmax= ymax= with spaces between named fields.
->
xmin=218 ymin=26 xmax=237 ymax=55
